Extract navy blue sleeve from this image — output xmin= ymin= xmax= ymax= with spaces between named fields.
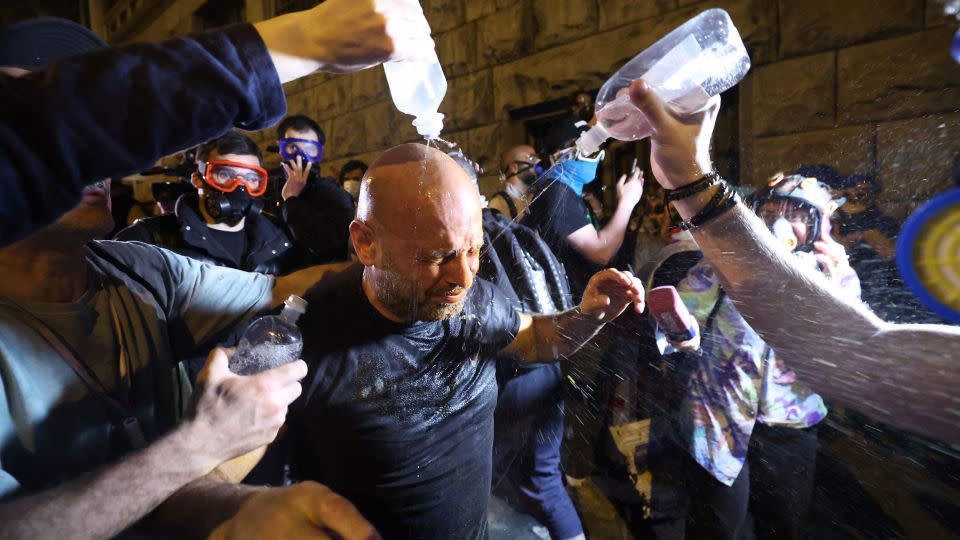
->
xmin=0 ymin=23 xmax=286 ymax=246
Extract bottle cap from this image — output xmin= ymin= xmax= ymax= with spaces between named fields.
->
xmin=575 ymin=123 xmax=611 ymax=156
xmin=284 ymin=294 xmax=308 ymax=314
xmin=413 ymin=112 xmax=445 ymax=139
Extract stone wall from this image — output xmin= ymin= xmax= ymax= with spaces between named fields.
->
xmin=125 ymin=0 xmax=960 ymax=218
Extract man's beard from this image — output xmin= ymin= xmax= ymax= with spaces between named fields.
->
xmin=374 ymin=256 xmax=468 ymax=322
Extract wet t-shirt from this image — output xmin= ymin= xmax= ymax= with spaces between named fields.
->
xmin=289 ymin=264 xmax=521 ymax=540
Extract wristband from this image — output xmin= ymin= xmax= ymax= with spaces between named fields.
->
xmin=664 ymin=171 xmax=722 ymax=202
xmin=679 ymin=179 xmax=740 ymax=230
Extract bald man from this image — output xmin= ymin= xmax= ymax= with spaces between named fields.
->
xmin=489 ymin=144 xmax=541 ymax=219
xmin=286 ymin=143 xmax=645 ymax=539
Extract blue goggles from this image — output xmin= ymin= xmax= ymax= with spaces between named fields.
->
xmin=278 ymin=138 xmax=323 ymax=163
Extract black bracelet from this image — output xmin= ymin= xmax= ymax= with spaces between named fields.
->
xmin=664 ymin=171 xmax=722 ymax=202
xmin=679 ymin=180 xmax=740 ymax=230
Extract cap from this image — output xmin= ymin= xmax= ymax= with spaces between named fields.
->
xmin=575 ymin=123 xmax=610 ymax=156
xmin=413 ymin=112 xmax=445 ymax=139
xmin=0 ymin=18 xmax=106 ymax=70
xmin=545 ymin=116 xmax=592 ymax=156
xmin=284 ymin=294 xmax=308 ymax=314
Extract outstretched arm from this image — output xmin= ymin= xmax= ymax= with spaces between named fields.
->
xmin=0 ymin=348 xmax=306 ymax=538
xmin=505 ymin=268 xmax=645 ymax=363
xmin=1 ymin=0 xmax=434 ymax=247
xmin=628 ymin=79 xmax=960 ymax=443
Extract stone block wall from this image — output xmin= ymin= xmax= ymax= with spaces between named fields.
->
xmin=743 ymin=1 xmax=960 ymax=220
xmin=124 ymin=0 xmax=960 ymax=219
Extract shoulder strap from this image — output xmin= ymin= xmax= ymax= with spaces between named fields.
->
xmin=0 ymin=295 xmax=146 ymax=448
xmin=493 ymin=191 xmax=518 ymax=218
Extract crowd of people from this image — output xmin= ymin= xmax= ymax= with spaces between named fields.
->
xmin=0 ymin=2 xmax=958 ymax=539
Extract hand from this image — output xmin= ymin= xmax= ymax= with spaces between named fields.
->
xmin=616 ymin=168 xmax=644 ymax=210
xmin=184 ymin=347 xmax=307 ymax=470
xmin=628 ymin=79 xmax=720 ymax=189
xmin=281 ymin=155 xmax=311 ymax=200
xmin=210 ymin=482 xmax=380 ymax=540
xmin=257 ymin=0 xmax=436 ymax=76
xmin=813 ymin=231 xmax=853 ymax=283
xmin=580 ymin=268 xmax=645 ymax=321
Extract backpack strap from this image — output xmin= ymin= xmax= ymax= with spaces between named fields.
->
xmin=492 ymin=191 xmax=519 ymax=219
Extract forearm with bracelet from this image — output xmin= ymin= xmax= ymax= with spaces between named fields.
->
xmin=664 ymin=172 xmax=740 ymax=230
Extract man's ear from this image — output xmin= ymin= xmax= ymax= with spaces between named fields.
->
xmin=190 ymin=172 xmax=203 ymax=190
xmin=350 ymin=220 xmax=378 ymax=266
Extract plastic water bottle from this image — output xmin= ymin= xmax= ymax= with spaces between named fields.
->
xmin=576 ymin=8 xmax=751 ymax=155
xmin=384 ymin=48 xmax=447 ymax=140
xmin=229 ymin=295 xmax=307 ymax=376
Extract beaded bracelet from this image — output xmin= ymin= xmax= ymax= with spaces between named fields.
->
xmin=679 ymin=179 xmax=741 ymax=230
xmin=664 ymin=171 xmax=722 ymax=202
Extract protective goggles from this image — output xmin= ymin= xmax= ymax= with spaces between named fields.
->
xmin=199 ymin=160 xmax=268 ymax=197
xmin=278 ymin=138 xmax=323 ymax=163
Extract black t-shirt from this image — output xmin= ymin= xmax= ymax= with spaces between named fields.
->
xmin=521 ymin=181 xmax=600 ymax=300
xmin=205 ymin=226 xmax=247 ymax=264
xmin=289 ymin=264 xmax=521 ymax=539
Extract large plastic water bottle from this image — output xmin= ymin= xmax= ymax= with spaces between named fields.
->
xmin=576 ymin=8 xmax=751 ymax=155
xmin=384 ymin=48 xmax=448 ymax=140
xmin=229 ymin=295 xmax=307 ymax=376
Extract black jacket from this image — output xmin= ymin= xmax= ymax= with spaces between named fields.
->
xmin=282 ymin=176 xmax=355 ymax=265
xmin=114 ymin=194 xmax=295 ymax=275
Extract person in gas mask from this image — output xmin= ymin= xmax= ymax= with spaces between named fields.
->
xmin=277 ymin=114 xmax=355 ymax=265
xmin=115 ymin=131 xmax=295 ymax=275
xmin=488 ymin=145 xmax=543 ymax=220
xmin=647 ymin=173 xmax=860 ymax=540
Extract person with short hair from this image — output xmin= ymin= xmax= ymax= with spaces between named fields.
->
xmin=116 ymin=131 xmax=296 ymax=276
xmin=277 ymin=114 xmax=355 ymax=265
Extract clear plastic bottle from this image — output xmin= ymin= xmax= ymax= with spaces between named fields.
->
xmin=577 ymin=8 xmax=751 ymax=155
xmin=383 ymin=48 xmax=448 ymax=140
xmin=229 ymin=295 xmax=307 ymax=376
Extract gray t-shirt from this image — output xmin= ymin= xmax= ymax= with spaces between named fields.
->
xmin=0 ymin=240 xmax=274 ymax=499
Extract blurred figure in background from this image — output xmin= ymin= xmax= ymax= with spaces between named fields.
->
xmin=489 ymin=145 xmax=542 ymax=220
xmin=338 ymin=159 xmax=368 ymax=203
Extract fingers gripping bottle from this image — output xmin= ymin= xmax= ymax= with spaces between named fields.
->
xmin=229 ymin=295 xmax=307 ymax=375
xmin=576 ymin=8 xmax=751 ymax=155
xmin=384 ymin=47 xmax=448 ymax=140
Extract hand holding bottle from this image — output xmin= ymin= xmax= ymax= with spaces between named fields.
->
xmin=628 ymin=79 xmax=720 ymax=190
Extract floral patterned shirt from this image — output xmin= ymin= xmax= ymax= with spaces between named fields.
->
xmin=656 ymin=254 xmax=861 ymax=485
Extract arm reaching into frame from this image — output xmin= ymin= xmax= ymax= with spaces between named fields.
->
xmin=627 ymin=79 xmax=960 ymax=444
